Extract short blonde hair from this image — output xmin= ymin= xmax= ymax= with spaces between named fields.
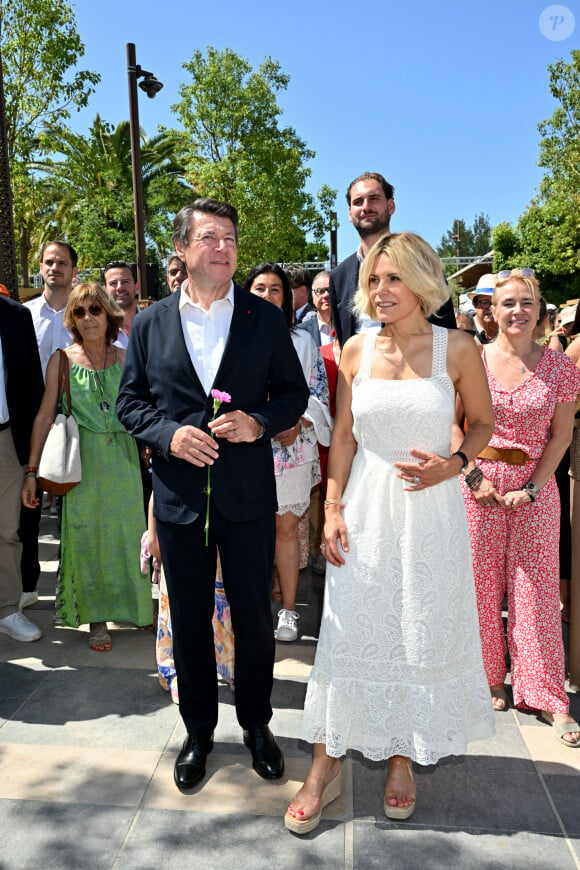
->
xmin=64 ymin=283 xmax=124 ymax=344
xmin=492 ymin=269 xmax=541 ymax=305
xmin=355 ymin=232 xmax=449 ymax=320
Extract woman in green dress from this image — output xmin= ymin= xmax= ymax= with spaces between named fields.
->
xmin=22 ymin=283 xmax=151 ymax=651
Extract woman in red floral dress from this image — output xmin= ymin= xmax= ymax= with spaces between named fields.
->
xmin=458 ymin=269 xmax=580 ymax=747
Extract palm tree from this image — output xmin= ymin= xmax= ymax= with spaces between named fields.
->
xmin=28 ymin=114 xmax=190 ymax=267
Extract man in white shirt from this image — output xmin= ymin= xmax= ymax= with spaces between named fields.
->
xmin=117 ymin=197 xmax=308 ymax=794
xmin=25 ymin=241 xmax=78 ymax=378
xmin=298 ymin=270 xmax=334 ymax=347
xmin=103 ymin=261 xmax=140 ymax=350
xmin=21 ymin=241 xmax=77 ymax=609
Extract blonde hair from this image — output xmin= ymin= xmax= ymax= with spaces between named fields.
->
xmin=492 ymin=269 xmax=541 ymax=305
xmin=64 ymin=283 xmax=124 ymax=344
xmin=356 ymin=232 xmax=449 ymax=320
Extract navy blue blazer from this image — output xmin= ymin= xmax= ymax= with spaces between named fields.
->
xmin=116 ymin=285 xmax=309 ymax=525
xmin=330 ymin=252 xmax=456 ymax=346
xmin=0 ymin=297 xmax=44 ymax=464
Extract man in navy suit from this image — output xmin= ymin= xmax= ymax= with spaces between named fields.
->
xmin=330 ymin=172 xmax=456 ymax=346
xmin=117 ymin=198 xmax=309 ymax=792
xmin=0 ymin=297 xmax=44 ymax=642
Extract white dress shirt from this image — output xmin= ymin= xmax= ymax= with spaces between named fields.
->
xmin=113 ymin=307 xmax=139 ymax=350
xmin=317 ymin=317 xmax=334 ymax=346
xmin=0 ymin=333 xmax=9 ymax=423
xmin=24 ymin=293 xmax=73 ymax=379
xmin=179 ymin=281 xmax=235 ymax=394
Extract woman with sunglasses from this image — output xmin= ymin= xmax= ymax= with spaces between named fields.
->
xmin=22 ymin=283 xmax=151 ymax=651
xmin=457 ymin=269 xmax=580 ymax=747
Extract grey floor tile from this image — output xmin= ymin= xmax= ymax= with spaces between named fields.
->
xmin=465 ymin=717 xmax=532 ymax=763
xmin=0 ymin=798 xmax=135 ymax=870
xmin=271 ymin=675 xmax=309 ymax=711
xmin=543 ymin=774 xmax=580 ymax=836
xmin=0 ymin=667 xmax=179 ymax=750
xmin=353 ymin=824 xmax=578 ymax=870
xmin=352 ymin=756 xmax=560 ymax=833
xmin=117 ymin=807 xmax=344 ymax=869
xmin=0 ymin=661 xmax=49 ymax=716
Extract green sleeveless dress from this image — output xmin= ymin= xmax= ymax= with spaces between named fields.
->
xmin=57 ymin=356 xmax=151 ymax=628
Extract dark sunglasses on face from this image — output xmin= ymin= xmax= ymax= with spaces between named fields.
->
xmin=73 ymin=303 xmax=104 ymax=319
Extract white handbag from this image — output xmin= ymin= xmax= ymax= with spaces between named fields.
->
xmin=37 ymin=350 xmax=82 ymax=495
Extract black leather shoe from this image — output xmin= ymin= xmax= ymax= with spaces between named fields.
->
xmin=243 ymin=725 xmax=284 ymax=779
xmin=174 ymin=733 xmax=214 ymax=791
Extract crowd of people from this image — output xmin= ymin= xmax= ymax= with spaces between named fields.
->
xmin=1 ymin=170 xmax=579 ymax=837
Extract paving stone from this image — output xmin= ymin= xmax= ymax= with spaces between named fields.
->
xmin=0 ymin=667 xmax=179 ymax=750
xmin=352 ymin=755 xmax=561 ymax=833
xmin=353 ymin=824 xmax=578 ymax=870
xmin=117 ymin=807 xmax=344 ymax=870
xmin=543 ymin=774 xmax=580 ymax=835
xmin=465 ymin=716 xmax=532 ymax=763
xmin=0 ymin=743 xmax=159 ymax=806
xmin=0 ymin=798 xmax=135 ymax=870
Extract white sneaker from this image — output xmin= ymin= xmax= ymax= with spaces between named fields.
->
xmin=19 ymin=590 xmax=39 ymax=610
xmin=276 ymin=609 xmax=299 ymax=642
xmin=0 ymin=611 xmax=42 ymax=642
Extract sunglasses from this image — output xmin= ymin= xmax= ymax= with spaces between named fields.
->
xmin=497 ymin=268 xmax=535 ymax=280
xmin=72 ymin=303 xmax=104 ymax=319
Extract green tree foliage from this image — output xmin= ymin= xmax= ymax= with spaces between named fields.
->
xmin=1 ymin=0 xmax=100 ymax=283
xmin=0 ymin=0 xmax=100 ymax=160
xmin=171 ymin=47 xmax=335 ymax=277
xmin=437 ymin=213 xmax=492 ymax=264
xmin=493 ymin=50 xmax=580 ymax=303
xmin=30 ymin=116 xmax=190 ymax=269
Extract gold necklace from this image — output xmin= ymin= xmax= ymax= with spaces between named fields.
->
xmin=84 ymin=345 xmax=113 ymax=445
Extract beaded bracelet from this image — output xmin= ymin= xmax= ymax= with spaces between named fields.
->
xmin=24 ymin=471 xmax=38 ymax=479
xmin=464 ymin=466 xmax=483 ymax=491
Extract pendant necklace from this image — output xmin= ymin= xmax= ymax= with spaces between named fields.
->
xmin=85 ymin=346 xmax=113 ymax=445
xmin=497 ymin=340 xmax=529 ymax=374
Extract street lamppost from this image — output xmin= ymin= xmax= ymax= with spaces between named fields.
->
xmin=126 ymin=43 xmax=163 ymax=299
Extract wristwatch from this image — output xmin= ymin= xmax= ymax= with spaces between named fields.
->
xmin=452 ymin=450 xmax=469 ymax=472
xmin=521 ymin=482 xmax=539 ymax=502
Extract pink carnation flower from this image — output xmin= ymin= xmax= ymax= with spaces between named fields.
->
xmin=211 ymin=389 xmax=232 ymax=404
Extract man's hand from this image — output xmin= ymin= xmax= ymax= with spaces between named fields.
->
xmin=209 ymin=411 xmax=262 ymax=442
xmin=169 ymin=425 xmax=220 ymax=467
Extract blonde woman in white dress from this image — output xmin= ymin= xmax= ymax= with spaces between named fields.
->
xmin=285 ymin=232 xmax=495 ymax=833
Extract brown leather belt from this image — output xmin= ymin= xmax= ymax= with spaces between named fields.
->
xmin=478 ymin=446 xmax=530 ymax=465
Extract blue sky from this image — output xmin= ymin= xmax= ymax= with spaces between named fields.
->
xmin=72 ymin=0 xmax=578 ymax=260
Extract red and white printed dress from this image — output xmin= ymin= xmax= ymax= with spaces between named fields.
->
xmin=462 ymin=348 xmax=580 ymax=712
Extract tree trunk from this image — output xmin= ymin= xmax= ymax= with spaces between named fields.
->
xmin=19 ymin=223 xmax=30 ymax=288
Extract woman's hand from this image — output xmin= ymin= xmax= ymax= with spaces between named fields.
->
xmin=275 ymin=422 xmax=301 ymax=447
xmin=471 ymin=476 xmax=504 ymax=508
xmin=321 ymin=508 xmax=349 ymax=567
xmin=22 ymin=477 xmax=40 ymax=509
xmin=395 ymin=449 xmax=462 ymax=490
xmin=502 ymin=489 xmax=532 ymax=511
